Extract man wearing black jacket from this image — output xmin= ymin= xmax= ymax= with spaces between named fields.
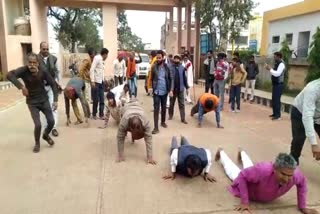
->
xmin=168 ymin=54 xmax=189 ymax=124
xmin=244 ymin=55 xmax=259 ymax=103
xmin=151 ymin=50 xmax=174 ymax=134
xmin=7 ymin=53 xmax=58 ymax=153
xmin=204 ymin=50 xmax=215 ymax=94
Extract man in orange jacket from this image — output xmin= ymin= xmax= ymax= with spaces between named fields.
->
xmin=191 ymin=93 xmax=224 ymax=128
xmin=126 ymin=51 xmax=142 ymax=98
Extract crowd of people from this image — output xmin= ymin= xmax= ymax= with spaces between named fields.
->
xmin=5 ymin=41 xmax=320 ymax=213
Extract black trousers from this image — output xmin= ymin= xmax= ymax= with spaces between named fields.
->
xmin=205 ymin=77 xmax=214 ymax=94
xmin=114 ymin=76 xmax=123 ymax=87
xmin=153 ymin=94 xmax=168 ymax=129
xmin=169 ymin=91 xmax=185 ymax=121
xmin=290 ymin=106 xmax=320 ymax=164
xmin=272 ymin=83 xmax=283 ymax=118
xmin=92 ymin=82 xmax=105 ymax=117
xmin=28 ymin=101 xmax=54 ymax=144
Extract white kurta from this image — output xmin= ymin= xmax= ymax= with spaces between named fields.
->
xmin=182 ymin=60 xmax=194 ymax=87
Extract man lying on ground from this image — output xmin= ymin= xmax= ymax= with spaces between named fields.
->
xmin=215 ymin=148 xmax=318 ymax=214
xmin=163 ymin=136 xmax=216 ymax=182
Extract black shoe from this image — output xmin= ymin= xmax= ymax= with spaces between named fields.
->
xmin=272 ymin=117 xmax=281 ymax=121
xmin=43 ymin=134 xmax=55 ymax=146
xmin=269 ymin=114 xmax=274 ymax=118
xmin=51 ymin=129 xmax=59 ymax=137
xmin=33 ymin=144 xmax=40 ymax=153
xmin=181 ymin=120 xmax=188 ymax=124
xmin=168 ymin=116 xmax=173 ymax=120
xmin=161 ymin=123 xmax=168 ymax=128
xmin=152 ymin=129 xmax=159 ymax=134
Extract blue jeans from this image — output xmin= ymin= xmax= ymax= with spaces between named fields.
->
xmin=128 ymin=75 xmax=137 ymax=97
xmin=230 ymin=85 xmax=241 ymax=110
xmin=197 ymin=102 xmax=220 ymax=126
xmin=272 ymin=83 xmax=283 ymax=118
xmin=91 ymin=82 xmax=105 ymax=117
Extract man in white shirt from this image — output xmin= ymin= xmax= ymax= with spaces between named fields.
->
xmin=162 ymin=136 xmax=216 ymax=182
xmin=90 ymin=48 xmax=109 ymax=120
xmin=182 ymin=54 xmax=194 ymax=104
xmin=113 ymin=54 xmax=126 ymax=86
xmin=290 ymin=79 xmax=320 ymax=164
xmin=265 ymin=52 xmax=286 ymax=120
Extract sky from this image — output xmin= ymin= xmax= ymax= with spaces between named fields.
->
xmin=48 ymin=0 xmax=303 ymax=52
xmin=125 ymin=0 xmax=303 ymax=49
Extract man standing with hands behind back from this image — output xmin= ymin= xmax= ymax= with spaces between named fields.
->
xmin=265 ymin=52 xmax=286 ymax=121
xmin=90 ymin=48 xmax=109 ymax=120
xmin=38 ymin=41 xmax=60 ymax=137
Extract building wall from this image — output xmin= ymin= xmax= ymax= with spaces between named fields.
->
xmin=261 ymin=0 xmax=320 ymax=56
xmin=5 ymin=0 xmax=24 ymax=35
xmin=267 ymin=12 xmax=320 ymax=56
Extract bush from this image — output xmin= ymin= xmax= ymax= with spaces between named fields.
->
xmin=236 ymin=49 xmax=256 ymax=63
xmin=305 ymin=27 xmax=320 ymax=83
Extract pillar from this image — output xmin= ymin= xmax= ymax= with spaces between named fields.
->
xmin=194 ymin=13 xmax=201 ymax=82
xmin=102 ymin=4 xmax=118 ymax=77
xmin=0 ymin=0 xmax=8 ymax=77
xmin=169 ymin=8 xmax=174 ymax=54
xmin=29 ymin=0 xmax=48 ymax=52
xmin=186 ymin=0 xmax=191 ymax=52
xmin=176 ymin=6 xmax=182 ymax=54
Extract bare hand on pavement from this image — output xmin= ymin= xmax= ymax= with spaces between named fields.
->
xmin=147 ymin=158 xmax=156 ymax=165
xmin=203 ymin=173 xmax=217 ymax=182
xmin=301 ymin=208 xmax=319 ymax=214
xmin=162 ymin=172 xmax=176 ymax=180
xmin=234 ymin=204 xmax=252 ymax=213
xmin=312 ymin=145 xmax=320 ymax=160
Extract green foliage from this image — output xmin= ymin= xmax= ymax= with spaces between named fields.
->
xmin=236 ymin=49 xmax=255 ymax=63
xmin=305 ymin=27 xmax=320 ymax=83
xmin=194 ymin=0 xmax=256 ymax=51
xmin=280 ymin=39 xmax=291 ymax=90
xmin=117 ymin=11 xmax=145 ymax=52
xmin=48 ymin=7 xmax=102 ymax=53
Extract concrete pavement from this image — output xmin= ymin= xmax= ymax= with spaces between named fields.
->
xmin=0 ymin=80 xmax=319 ymax=214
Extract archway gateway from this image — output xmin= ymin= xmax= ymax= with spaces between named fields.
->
xmin=0 ymin=0 xmax=200 ymax=79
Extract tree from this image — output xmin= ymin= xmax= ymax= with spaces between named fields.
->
xmin=117 ymin=11 xmax=145 ymax=52
xmin=280 ymin=39 xmax=290 ymax=90
xmin=305 ymin=27 xmax=320 ymax=83
xmin=48 ymin=7 xmax=102 ymax=52
xmin=194 ymin=0 xmax=255 ymax=52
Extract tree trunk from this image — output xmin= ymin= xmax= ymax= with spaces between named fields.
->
xmin=71 ymin=42 xmax=76 ymax=53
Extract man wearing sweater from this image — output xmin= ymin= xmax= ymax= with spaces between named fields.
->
xmin=229 ymin=58 xmax=247 ymax=113
xmin=7 ymin=53 xmax=58 ymax=153
xmin=213 ymin=53 xmax=229 ymax=109
xmin=290 ymin=79 xmax=320 ymax=164
xmin=163 ymin=136 xmax=216 ymax=182
xmin=215 ymin=149 xmax=317 ymax=214
xmin=116 ymin=99 xmax=156 ymax=164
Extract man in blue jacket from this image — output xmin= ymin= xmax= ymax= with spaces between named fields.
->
xmin=163 ymin=136 xmax=216 ymax=182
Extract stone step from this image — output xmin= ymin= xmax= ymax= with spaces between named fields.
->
xmin=197 ymin=79 xmax=294 ymax=114
xmin=0 ymin=82 xmax=14 ymax=91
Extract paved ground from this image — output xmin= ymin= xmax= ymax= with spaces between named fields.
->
xmin=0 ymin=87 xmax=23 ymax=111
xmin=0 ymin=80 xmax=319 ymax=214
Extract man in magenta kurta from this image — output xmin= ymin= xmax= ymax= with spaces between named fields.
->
xmin=215 ymin=149 xmax=318 ymax=214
